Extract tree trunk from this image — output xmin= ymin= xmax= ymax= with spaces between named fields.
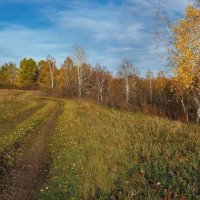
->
xmin=125 ymin=77 xmax=129 ymax=103
xmin=181 ymin=97 xmax=189 ymax=122
xmin=150 ymin=79 xmax=152 ymax=104
xmin=78 ymin=67 xmax=82 ymax=98
xmin=100 ymin=88 xmax=103 ymax=103
xmin=51 ymin=73 xmax=54 ymax=89
xmin=196 ymin=107 xmax=200 ymax=123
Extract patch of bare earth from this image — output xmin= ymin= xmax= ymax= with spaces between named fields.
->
xmin=0 ymin=102 xmax=63 ymax=200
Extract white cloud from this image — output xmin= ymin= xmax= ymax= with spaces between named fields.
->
xmin=0 ymin=25 xmax=71 ymax=66
xmin=0 ymin=0 xmax=190 ymax=73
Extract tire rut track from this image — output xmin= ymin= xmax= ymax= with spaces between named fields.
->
xmin=0 ymin=102 xmax=45 ymax=134
xmin=0 ymin=101 xmax=63 ymax=200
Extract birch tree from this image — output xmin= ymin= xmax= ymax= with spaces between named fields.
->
xmin=173 ymin=5 xmax=200 ymax=123
xmin=72 ymin=46 xmax=87 ymax=98
xmin=146 ymin=70 xmax=154 ymax=104
xmin=47 ymin=55 xmax=56 ymax=89
xmin=118 ymin=59 xmax=138 ymax=103
xmin=95 ymin=64 xmax=106 ymax=103
xmin=155 ymin=2 xmax=200 ymax=122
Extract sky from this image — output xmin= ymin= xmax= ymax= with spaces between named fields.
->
xmin=0 ymin=0 xmax=189 ymax=74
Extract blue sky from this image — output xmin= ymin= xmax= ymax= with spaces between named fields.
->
xmin=0 ymin=0 xmax=189 ymax=74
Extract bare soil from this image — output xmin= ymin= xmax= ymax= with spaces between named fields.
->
xmin=0 ymin=101 xmax=62 ymax=200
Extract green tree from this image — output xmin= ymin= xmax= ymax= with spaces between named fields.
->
xmin=17 ymin=58 xmax=38 ymax=88
xmin=0 ymin=62 xmax=17 ymax=87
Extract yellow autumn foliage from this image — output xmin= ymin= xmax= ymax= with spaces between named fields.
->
xmin=173 ymin=5 xmax=200 ymax=89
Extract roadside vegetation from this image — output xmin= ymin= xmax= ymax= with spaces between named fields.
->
xmin=40 ymin=100 xmax=200 ymax=200
xmin=0 ymin=90 xmax=199 ymax=199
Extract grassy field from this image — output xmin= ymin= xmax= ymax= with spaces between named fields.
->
xmin=0 ymin=90 xmax=200 ymax=199
xmin=40 ymin=101 xmax=200 ymax=200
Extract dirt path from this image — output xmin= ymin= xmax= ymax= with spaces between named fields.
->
xmin=0 ymin=101 xmax=63 ymax=200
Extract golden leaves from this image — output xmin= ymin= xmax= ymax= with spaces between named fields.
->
xmin=173 ymin=5 xmax=200 ymax=91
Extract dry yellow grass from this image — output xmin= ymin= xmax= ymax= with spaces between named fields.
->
xmin=40 ymin=100 xmax=200 ymax=200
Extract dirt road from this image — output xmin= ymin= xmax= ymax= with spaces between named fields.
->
xmin=0 ymin=101 xmax=62 ymax=200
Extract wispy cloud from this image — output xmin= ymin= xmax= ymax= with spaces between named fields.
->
xmin=0 ymin=0 xmax=189 ymax=73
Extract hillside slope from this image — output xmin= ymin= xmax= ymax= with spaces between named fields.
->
xmin=40 ymin=100 xmax=200 ymax=200
xmin=0 ymin=90 xmax=199 ymax=200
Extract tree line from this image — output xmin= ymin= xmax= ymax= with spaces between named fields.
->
xmin=0 ymin=4 xmax=200 ymax=123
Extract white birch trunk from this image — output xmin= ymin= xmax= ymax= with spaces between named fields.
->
xmin=181 ymin=96 xmax=189 ymax=122
xmin=125 ymin=77 xmax=129 ymax=103
xmin=196 ymin=107 xmax=200 ymax=123
xmin=78 ymin=66 xmax=82 ymax=98
xmin=150 ymin=79 xmax=153 ymax=103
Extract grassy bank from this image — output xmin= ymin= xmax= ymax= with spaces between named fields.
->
xmin=40 ymin=100 xmax=200 ymax=199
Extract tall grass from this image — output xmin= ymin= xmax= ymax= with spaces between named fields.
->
xmin=40 ymin=100 xmax=200 ymax=199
